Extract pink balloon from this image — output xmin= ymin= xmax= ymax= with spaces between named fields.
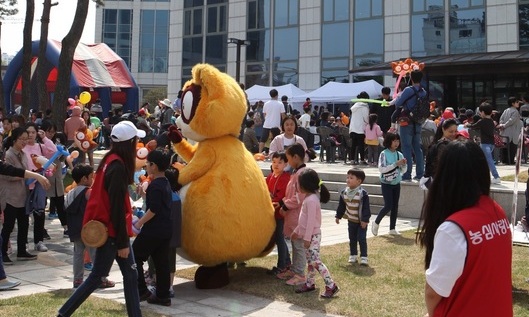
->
xmin=68 ymin=98 xmax=75 ymax=106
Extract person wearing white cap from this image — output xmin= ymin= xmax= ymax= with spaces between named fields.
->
xmin=159 ymin=98 xmax=174 ymax=126
xmin=58 ymin=121 xmax=145 ymax=317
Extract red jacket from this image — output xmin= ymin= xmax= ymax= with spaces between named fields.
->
xmin=435 ymin=195 xmax=512 ymax=317
xmin=83 ymin=154 xmax=133 ymax=240
xmin=266 ymin=172 xmax=290 ymax=219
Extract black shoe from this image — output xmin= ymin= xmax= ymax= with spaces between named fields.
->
xmin=17 ymin=251 xmax=37 ymax=260
xmin=266 ymin=266 xmax=281 ymax=275
xmin=43 ymin=230 xmax=51 ymax=240
xmin=139 ymin=290 xmax=152 ymax=302
xmin=63 ymin=230 xmax=69 ymax=238
xmin=146 ymin=294 xmax=171 ymax=306
xmin=3 ymin=255 xmax=13 ymax=265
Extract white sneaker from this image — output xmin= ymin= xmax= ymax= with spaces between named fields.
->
xmin=34 ymin=241 xmax=48 ymax=252
xmin=348 ymin=255 xmax=357 ymax=263
xmin=389 ymin=229 xmax=401 ymax=235
xmin=491 ymin=178 xmax=501 ymax=184
xmin=360 ymin=257 xmax=368 ymax=266
xmin=0 ymin=279 xmax=21 ymax=290
xmin=371 ymin=223 xmax=379 ymax=236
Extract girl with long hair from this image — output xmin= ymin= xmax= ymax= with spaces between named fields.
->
xmin=58 ymin=121 xmax=145 ymax=317
xmin=417 ymin=141 xmax=512 ymax=317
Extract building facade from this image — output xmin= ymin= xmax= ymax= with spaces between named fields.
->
xmin=95 ymin=0 xmax=529 ymax=111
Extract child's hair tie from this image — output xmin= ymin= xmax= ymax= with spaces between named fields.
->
xmin=318 ymin=179 xmax=323 ymax=188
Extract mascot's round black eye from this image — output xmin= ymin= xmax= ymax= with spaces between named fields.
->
xmin=181 ymin=84 xmax=201 ymax=125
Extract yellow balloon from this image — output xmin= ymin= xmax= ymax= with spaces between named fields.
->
xmin=79 ymin=91 xmax=91 ymax=104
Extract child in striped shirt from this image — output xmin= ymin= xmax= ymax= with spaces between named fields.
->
xmin=335 ymin=168 xmax=371 ymax=265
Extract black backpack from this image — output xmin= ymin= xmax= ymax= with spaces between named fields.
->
xmin=408 ymin=87 xmax=430 ymax=124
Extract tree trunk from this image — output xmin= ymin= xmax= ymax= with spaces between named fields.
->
xmin=52 ymin=0 xmax=89 ymax=130
xmin=37 ymin=0 xmax=56 ymax=112
xmin=21 ymin=0 xmax=34 ymax=117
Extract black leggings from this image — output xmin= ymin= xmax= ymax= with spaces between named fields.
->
xmin=1 ymin=203 xmax=29 ymax=256
xmin=349 ymin=132 xmax=366 ymax=162
xmin=49 ymin=196 xmax=66 ymax=226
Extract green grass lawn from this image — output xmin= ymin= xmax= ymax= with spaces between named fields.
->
xmin=0 ymin=289 xmax=167 ymax=317
xmin=176 ymin=230 xmax=529 ymax=317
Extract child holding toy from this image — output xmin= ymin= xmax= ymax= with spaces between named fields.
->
xmin=294 ymin=168 xmax=339 ymax=298
xmin=275 ymin=143 xmax=307 ymax=285
xmin=133 ymin=150 xmax=173 ymax=306
xmin=265 ymin=151 xmax=291 ymax=276
xmin=372 ymin=132 xmax=407 ymax=236
xmin=335 ymin=168 xmax=371 ymax=265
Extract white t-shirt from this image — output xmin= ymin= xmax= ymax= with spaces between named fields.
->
xmin=425 ymin=221 xmax=467 ymax=297
xmin=263 ymin=99 xmax=285 ymax=129
xmin=299 ymin=113 xmax=311 ymax=128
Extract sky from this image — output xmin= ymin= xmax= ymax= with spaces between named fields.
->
xmin=2 ymin=1 xmax=96 ymax=55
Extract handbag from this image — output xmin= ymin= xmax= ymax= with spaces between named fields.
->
xmin=493 ymin=133 xmax=505 ymax=148
xmin=365 ymin=138 xmax=378 ymax=146
xmin=81 ymin=220 xmax=108 ymax=248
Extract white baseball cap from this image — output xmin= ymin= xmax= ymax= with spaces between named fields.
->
xmin=111 ymin=120 xmax=146 ymax=142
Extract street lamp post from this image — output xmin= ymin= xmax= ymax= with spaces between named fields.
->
xmin=227 ymin=38 xmax=250 ymax=83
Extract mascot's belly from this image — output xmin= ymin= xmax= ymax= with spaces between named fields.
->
xmin=179 ymin=144 xmax=275 ymax=266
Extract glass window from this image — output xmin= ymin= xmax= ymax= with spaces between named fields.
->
xmin=412 ymin=7 xmax=445 ymax=56
xmin=184 ymin=0 xmax=204 ymax=8
xmin=275 ymin=0 xmax=297 ymax=27
xmin=193 ymin=9 xmax=202 ymax=34
xmin=324 ymin=0 xmax=349 ymax=22
xmin=322 ymin=58 xmax=348 ymax=69
xmin=246 ymin=30 xmax=270 ymax=62
xmin=182 ymin=37 xmax=203 ymax=67
xmin=413 ymin=0 xmax=443 ymax=12
xmin=207 ymin=4 xmax=227 ymax=33
xmin=273 ymin=28 xmax=298 ymax=61
xmin=355 ymin=0 xmax=370 ymax=19
xmin=141 ymin=0 xmax=169 ymax=2
xmin=520 ymin=3 xmax=529 ymax=50
xmin=451 ymin=0 xmax=469 ymax=8
xmin=140 ymin=10 xmax=169 ymax=73
xmin=322 ymin=22 xmax=349 ymax=58
xmin=205 ymin=34 xmax=227 ymax=64
xmin=207 ymin=0 xmax=226 ymax=4
xmin=248 ymin=0 xmax=271 ymax=29
xmin=102 ymin=9 xmax=132 ymax=67
xmin=449 ymin=7 xmax=486 ymax=54
xmin=354 ymin=19 xmax=383 ymax=67
xmin=321 ymin=70 xmax=349 ymax=85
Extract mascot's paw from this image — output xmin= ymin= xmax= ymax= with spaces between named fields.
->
xmin=194 ymin=263 xmax=229 ymax=289
xmin=168 ymin=125 xmax=183 ymax=144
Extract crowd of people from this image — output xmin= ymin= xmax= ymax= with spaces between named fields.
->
xmin=0 ymin=70 xmax=520 ymax=315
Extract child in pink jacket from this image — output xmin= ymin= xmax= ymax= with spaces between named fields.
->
xmin=364 ymin=114 xmax=383 ymax=166
xmin=293 ymin=168 xmax=339 ymax=298
xmin=275 ymin=143 xmax=306 ymax=286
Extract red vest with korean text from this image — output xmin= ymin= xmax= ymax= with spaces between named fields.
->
xmin=434 ymin=195 xmax=512 ymax=317
xmin=83 ymin=154 xmax=133 ymax=238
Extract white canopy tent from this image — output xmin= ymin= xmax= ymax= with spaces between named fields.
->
xmin=292 ymin=80 xmax=384 ymax=103
xmin=245 ymin=83 xmax=307 ymax=112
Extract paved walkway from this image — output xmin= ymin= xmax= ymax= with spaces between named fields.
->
xmin=0 ymin=159 xmax=522 ymax=316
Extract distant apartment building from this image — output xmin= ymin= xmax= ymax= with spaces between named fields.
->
xmin=95 ymin=0 xmax=529 ymax=110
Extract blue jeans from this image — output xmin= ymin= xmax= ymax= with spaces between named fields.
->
xmin=375 ymin=183 xmax=401 ymax=230
xmin=399 ymin=123 xmax=424 ymax=179
xmin=274 ymin=218 xmax=291 ymax=270
xmin=58 ymin=238 xmax=142 ymax=317
xmin=480 ymin=143 xmax=500 ymax=179
xmin=348 ymin=221 xmax=367 ymax=257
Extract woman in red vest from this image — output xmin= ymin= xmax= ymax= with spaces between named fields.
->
xmin=417 ymin=140 xmax=512 ymax=317
xmin=58 ymin=121 xmax=146 ymax=317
